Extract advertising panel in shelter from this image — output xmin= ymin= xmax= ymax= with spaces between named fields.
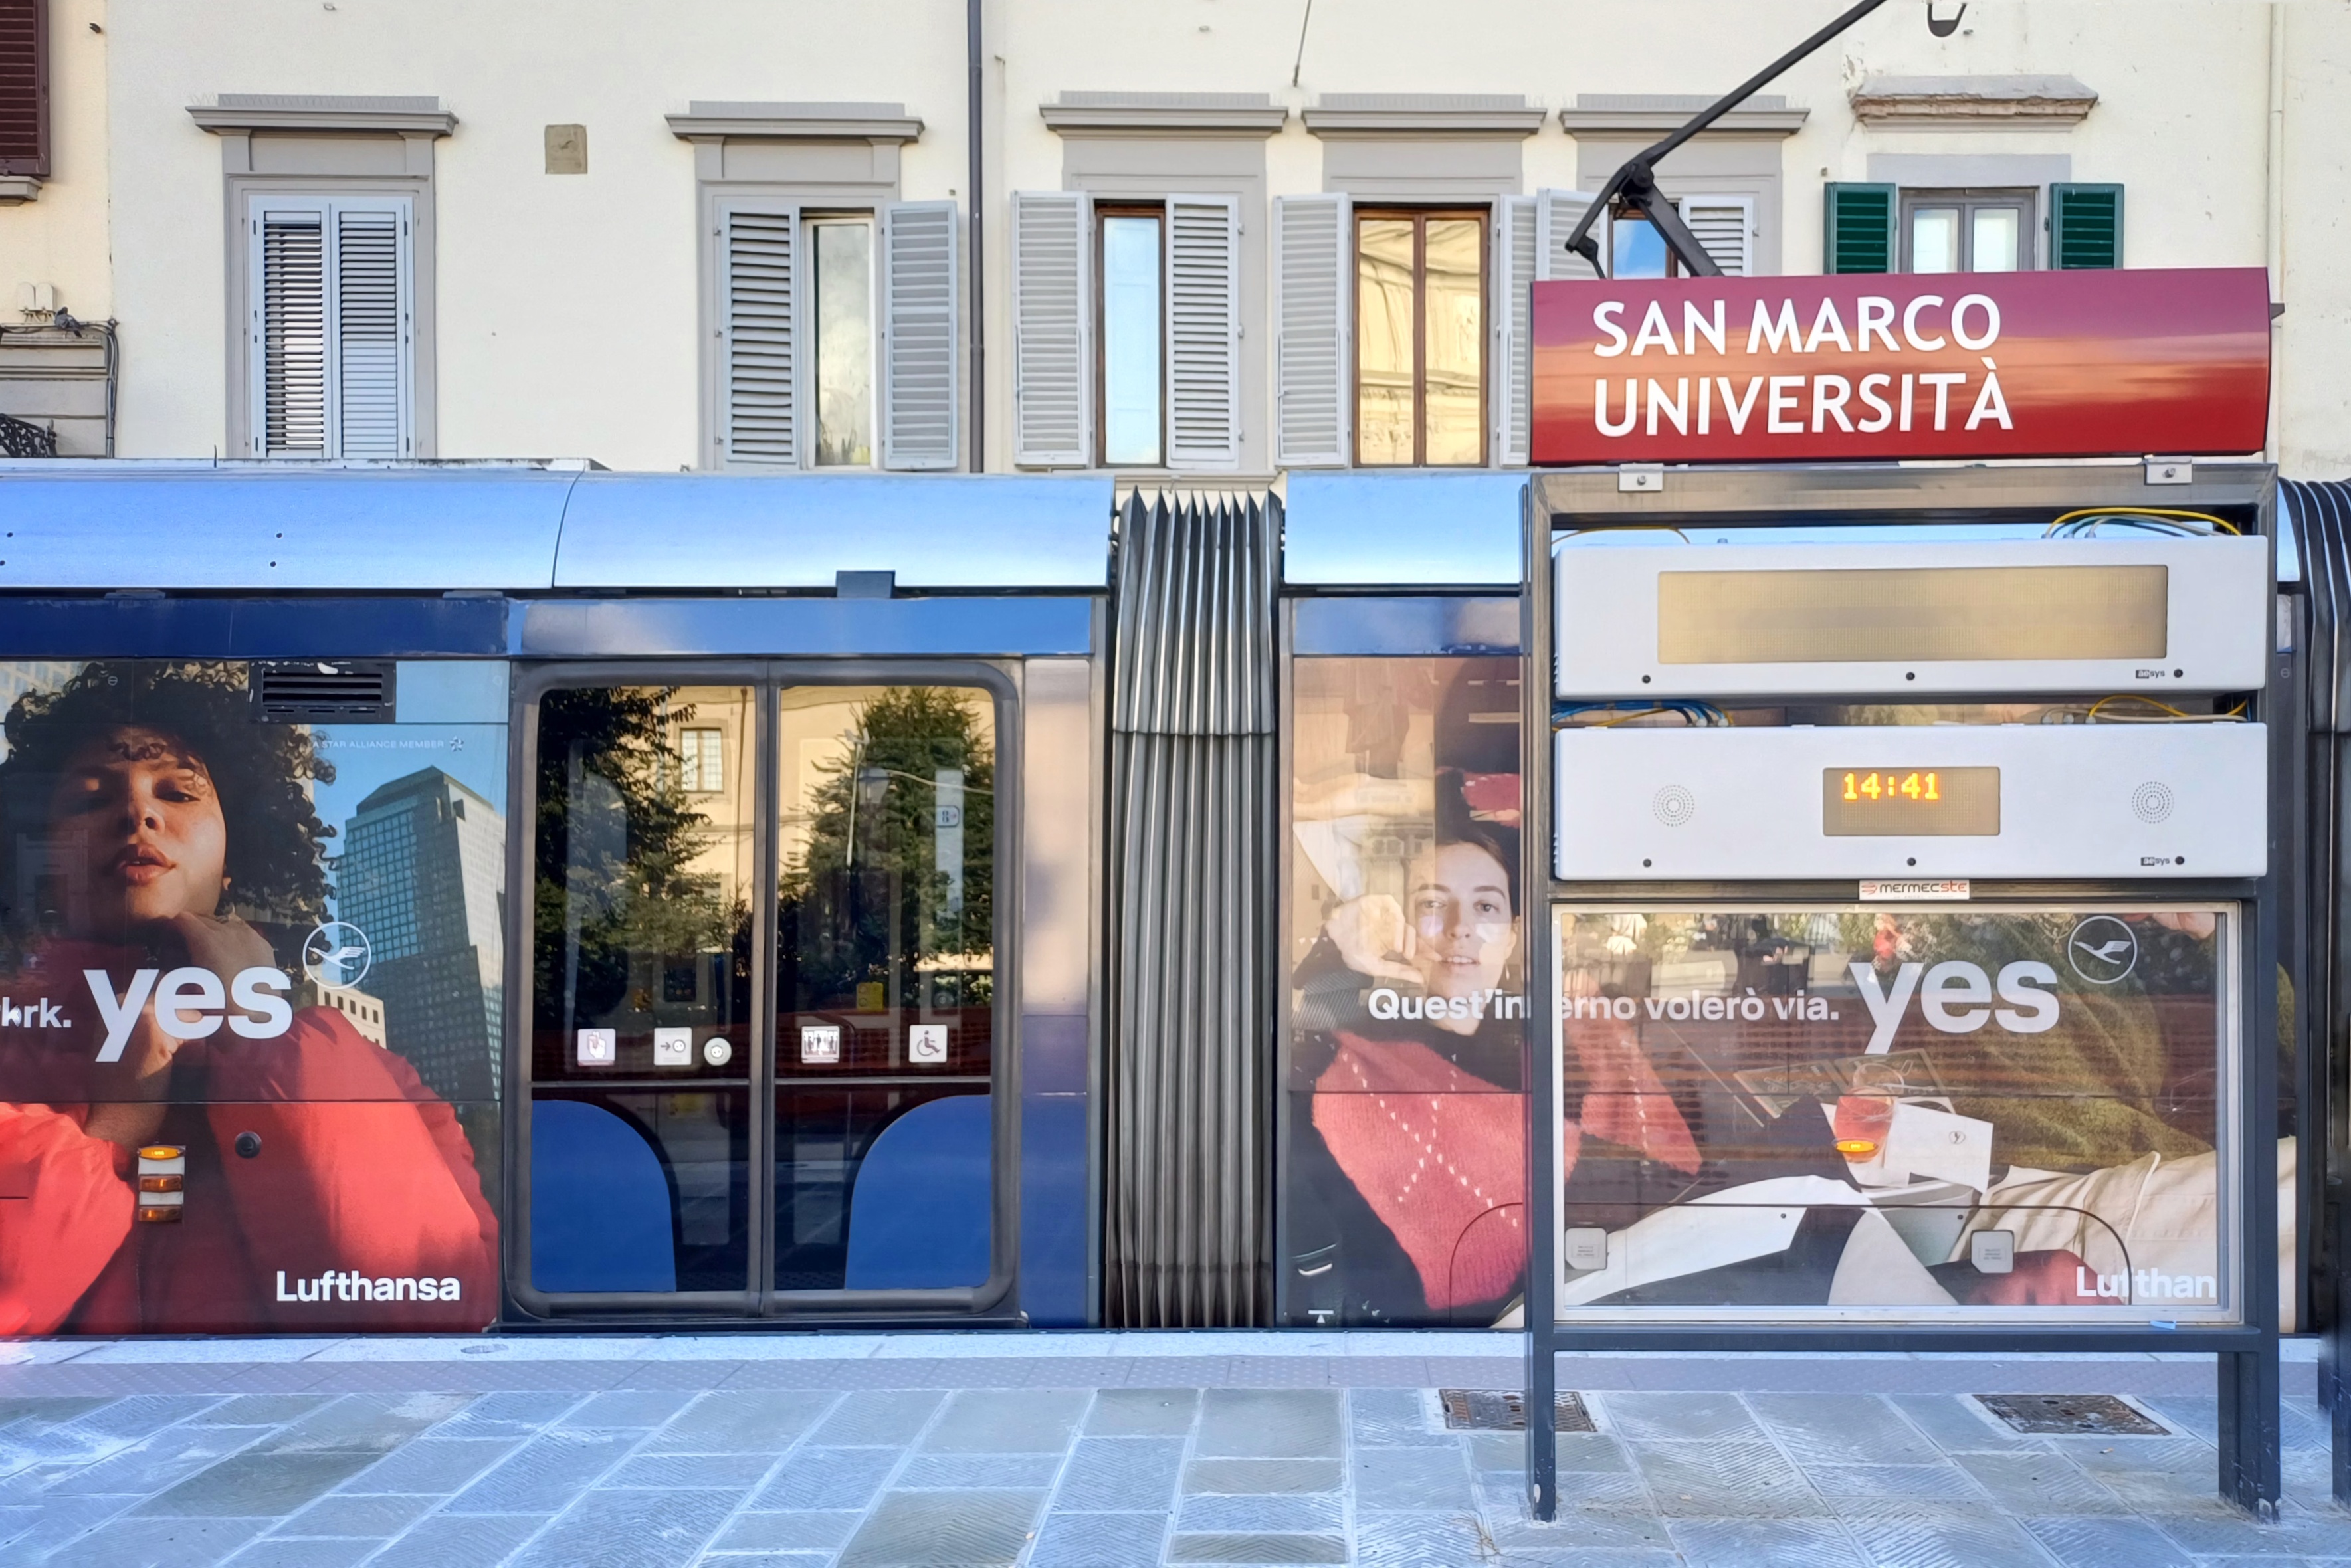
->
xmin=1552 ymin=904 xmax=2235 ymax=1321
xmin=1284 ymin=656 xmax=1527 ymax=1327
xmin=0 ymin=661 xmax=503 ymax=1334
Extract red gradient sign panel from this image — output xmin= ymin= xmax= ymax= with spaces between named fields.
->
xmin=1530 ymin=268 xmax=2271 ymax=465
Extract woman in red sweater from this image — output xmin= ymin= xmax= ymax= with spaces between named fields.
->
xmin=0 ymin=663 xmax=497 ymax=1335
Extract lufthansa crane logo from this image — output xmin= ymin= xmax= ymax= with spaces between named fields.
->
xmin=302 ymin=922 xmax=373 ymax=991
xmin=2066 ymin=916 xmax=2138 ymax=986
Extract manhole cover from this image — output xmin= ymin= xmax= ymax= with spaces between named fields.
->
xmin=1439 ymin=1389 xmax=1597 ymax=1433
xmin=1975 ymin=1393 xmax=2167 ymax=1435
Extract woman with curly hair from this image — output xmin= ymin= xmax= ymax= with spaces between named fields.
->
xmin=0 ymin=662 xmax=497 ymax=1335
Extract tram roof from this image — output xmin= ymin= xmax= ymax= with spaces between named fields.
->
xmin=0 ymin=463 xmax=1116 ymax=592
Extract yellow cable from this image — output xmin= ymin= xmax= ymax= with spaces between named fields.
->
xmin=2083 ymin=694 xmax=2248 ymax=722
xmin=2047 ymin=507 xmax=2241 ymax=536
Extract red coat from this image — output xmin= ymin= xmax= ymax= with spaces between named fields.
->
xmin=0 ymin=949 xmax=498 ymax=1335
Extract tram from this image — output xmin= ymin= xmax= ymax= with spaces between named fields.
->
xmin=0 ymin=458 xmax=2333 ymax=1354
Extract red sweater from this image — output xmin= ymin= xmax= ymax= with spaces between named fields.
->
xmin=0 ymin=974 xmax=498 ymax=1335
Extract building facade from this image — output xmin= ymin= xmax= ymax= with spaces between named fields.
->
xmin=0 ymin=1 xmax=2345 ymax=475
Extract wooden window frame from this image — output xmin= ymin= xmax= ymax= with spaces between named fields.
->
xmin=1898 ymin=187 xmax=2038 ymax=274
xmin=1093 ymin=201 xmax=1166 ymax=470
xmin=0 ymin=0 xmax=49 ymax=181
xmin=1351 ymin=206 xmax=1489 ymax=469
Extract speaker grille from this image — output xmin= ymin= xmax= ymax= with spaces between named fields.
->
xmin=1652 ymin=785 xmax=1696 ymax=828
xmin=2130 ymin=781 xmax=2174 ymax=825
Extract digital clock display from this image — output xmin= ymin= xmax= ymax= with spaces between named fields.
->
xmin=1821 ymin=767 xmax=2001 ymax=837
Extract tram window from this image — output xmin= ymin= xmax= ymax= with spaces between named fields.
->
xmin=531 ymin=684 xmax=756 ymax=1293
xmin=773 ymin=686 xmax=995 ymax=1292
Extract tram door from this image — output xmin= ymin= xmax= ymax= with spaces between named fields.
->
xmin=520 ymin=672 xmax=1006 ymax=1317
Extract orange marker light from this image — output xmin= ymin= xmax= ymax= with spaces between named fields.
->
xmin=137 ymin=1145 xmax=184 ymax=1162
xmin=135 ymin=1206 xmax=183 ymax=1224
xmin=1834 ymin=1139 xmax=1879 ymax=1157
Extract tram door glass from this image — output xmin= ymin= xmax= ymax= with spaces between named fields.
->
xmin=1281 ymin=655 xmax=1526 ymax=1327
xmin=531 ymin=686 xmax=755 ymax=1295
xmin=1552 ymin=904 xmax=2235 ymax=1321
xmin=775 ymin=686 xmax=994 ymax=1292
xmin=0 ymin=659 xmax=505 ymax=1335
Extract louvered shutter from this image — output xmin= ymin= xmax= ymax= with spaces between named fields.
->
xmin=1166 ymin=195 xmax=1241 ymax=472
xmin=1823 ymin=183 xmax=1896 ymax=274
xmin=249 ymin=195 xmax=412 ymax=458
xmin=2049 ymin=184 xmax=2124 ymax=270
xmin=1536 ymin=190 xmax=1603 ymax=281
xmin=1273 ymin=193 xmax=1349 ymax=468
xmin=880 ymin=199 xmax=960 ymax=470
xmin=1679 ymin=195 xmax=1753 ymax=277
xmin=718 ymin=201 xmax=799 ymax=468
xmin=255 ymin=205 xmax=329 ymax=457
xmin=0 ymin=0 xmax=47 ymax=179
xmin=334 ymin=207 xmax=406 ymax=457
xmin=1494 ymin=195 xmax=1537 ymax=467
xmin=1011 ymin=191 xmax=1090 ymax=468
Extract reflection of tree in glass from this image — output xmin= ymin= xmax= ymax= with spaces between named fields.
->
xmin=533 ymin=688 xmax=746 ymax=1029
xmin=777 ymin=688 xmax=993 ymax=1009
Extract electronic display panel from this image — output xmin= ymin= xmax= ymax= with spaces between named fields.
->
xmin=0 ymin=660 xmax=504 ymax=1334
xmin=1656 ymin=564 xmax=2169 ymax=666
xmin=1551 ymin=903 xmax=2242 ymax=1324
xmin=1821 ymin=766 xmax=2001 ymax=837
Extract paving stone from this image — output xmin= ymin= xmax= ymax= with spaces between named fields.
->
xmin=1085 ymin=1389 xmax=1200 ymax=1436
xmin=363 ymin=1512 xmax=550 ymax=1568
xmin=134 ymin=1451 xmax=383 ymax=1518
xmin=651 ymin=1391 xmax=835 ymax=1453
xmin=1352 ymin=1511 xmax=1502 ymax=1568
xmin=249 ymin=1395 xmax=474 ymax=1457
xmin=1166 ymin=1531 xmax=1348 ymax=1563
xmin=800 ymin=1391 xmax=936 ymax=1447
xmin=709 ymin=1510 xmax=864 ymax=1551
xmin=898 ymin=1452 xmax=1066 ymax=1488
xmin=270 ymin=1491 xmax=441 ymax=1537
xmin=605 ymin=1449 xmax=779 ymax=1489
xmin=837 ymin=1488 xmax=1045 ymax=1566
xmin=219 ymin=1539 xmax=381 ymax=1567
xmin=1182 ymin=1458 xmax=1342 ymax=1494
xmin=2138 ymin=1396 xmax=2220 ymax=1444
xmin=1630 ymin=1442 xmax=1825 ymax=1518
xmin=0 ymin=1396 xmax=107 ymax=1432
xmin=189 ymin=1398 xmax=336 ymax=1428
xmin=1801 ymin=1463 xmax=1985 ymax=1500
xmin=0 ymin=1395 xmax=223 ymax=1478
xmin=1352 ymin=1444 xmax=1475 ymax=1510
xmin=2022 ymin=1514 xmax=2198 ymax=1568
xmin=1555 ymin=1431 xmax=1635 ymax=1472
xmin=1490 ymin=1508 xmax=1678 ymax=1552
xmin=0 ymin=1489 xmax=142 ymax=1562
xmin=1177 ymin=1493 xmax=1342 ymax=1532
xmin=2049 ymin=1436 xmax=2217 ymax=1476
xmin=1843 ymin=1508 xmax=2061 ymax=1568
xmin=1195 ymin=1390 xmax=1342 ymax=1459
xmin=1956 ymin=1450 xmax=2132 ymax=1513
xmin=427 ymin=1392 xmax=583 ymax=1441
xmin=558 ymin=1390 xmax=700 ymax=1429
xmin=1348 ymin=1389 xmax=1441 ymax=1447
xmin=43 ymin=1514 xmax=268 ymax=1568
xmin=1466 ymin=1430 xmax=1526 ymax=1470
xmin=1598 ymin=1391 xmax=1764 ymax=1444
xmin=334 ymin=1437 xmax=519 ymax=1495
xmin=920 ymin=1389 xmax=1089 ymax=1453
xmin=1887 ymin=1395 xmax=2044 ymax=1452
xmin=693 ymin=1555 xmax=829 ymax=1567
xmin=2150 ymin=1508 xmax=2351 ymax=1556
xmin=750 ymin=1446 xmax=902 ymax=1510
xmin=1028 ymin=1511 xmax=1170 ymax=1568
xmin=440 ymin=1429 xmax=637 ymax=1513
xmin=45 ymin=1423 xmax=274 ymax=1496
xmin=1666 ymin=1517 xmax=1869 ymax=1568
xmin=508 ymin=1485 xmax=740 ymax=1568
xmin=1753 ymin=1394 xmax=1944 ymax=1466
xmin=1051 ymin=1436 xmax=1185 ymax=1510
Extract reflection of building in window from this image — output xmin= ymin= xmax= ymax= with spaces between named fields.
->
xmin=680 ymin=727 xmax=725 ymax=793
xmin=1354 ymin=210 xmax=1484 ymax=468
xmin=334 ymin=767 xmax=506 ymax=1102
xmin=295 ymin=976 xmax=388 ymax=1046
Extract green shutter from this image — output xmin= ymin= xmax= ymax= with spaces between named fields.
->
xmin=2049 ymin=184 xmax=2124 ymax=269
xmin=1823 ymin=183 xmax=1896 ymax=274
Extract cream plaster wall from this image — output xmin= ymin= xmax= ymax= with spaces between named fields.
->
xmin=78 ymin=0 xmax=2351 ymax=478
xmin=0 ymin=0 xmax=110 ymax=320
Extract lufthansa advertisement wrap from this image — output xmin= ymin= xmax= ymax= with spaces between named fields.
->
xmin=1552 ymin=904 xmax=2237 ymax=1322
xmin=0 ymin=661 xmax=503 ymax=1334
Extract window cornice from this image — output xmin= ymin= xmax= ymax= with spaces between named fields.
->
xmin=1305 ymin=94 xmax=1544 ymax=140
xmin=187 ymin=94 xmax=457 ymax=137
xmin=667 ymin=101 xmax=923 ymax=144
xmin=1043 ymin=93 xmax=1288 ymax=139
